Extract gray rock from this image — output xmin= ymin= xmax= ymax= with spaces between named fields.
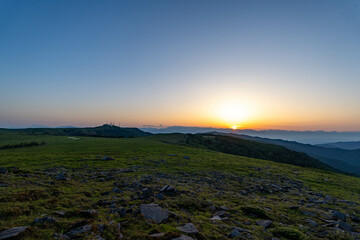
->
xmin=177 ymin=223 xmax=198 ymax=234
xmin=102 ymin=156 xmax=114 ymax=161
xmin=0 ymin=167 xmax=8 ymax=175
xmin=337 ymin=220 xmax=354 ymax=232
xmin=0 ymin=226 xmax=28 ymax=240
xmin=140 ymin=204 xmax=169 ymax=223
xmin=228 ymin=229 xmax=241 ymax=238
xmin=33 ymin=216 xmax=57 ymax=224
xmin=80 ymin=209 xmax=99 ymax=218
xmin=92 ymin=236 xmax=105 ymax=240
xmin=210 ymin=216 xmax=222 ymax=221
xmin=55 ymin=173 xmax=69 ymax=181
xmin=66 ymin=224 xmax=92 ymax=237
xmin=306 ymin=219 xmax=318 ymax=227
xmin=171 ymin=235 xmax=194 ymax=240
xmin=332 ymin=211 xmax=346 ymax=221
xmin=150 ymin=232 xmax=165 ymax=237
xmin=256 ymin=220 xmax=272 ymax=228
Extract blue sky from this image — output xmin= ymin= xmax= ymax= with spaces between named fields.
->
xmin=1 ymin=0 xmax=360 ymax=130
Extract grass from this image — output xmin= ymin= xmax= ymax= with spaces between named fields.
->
xmin=0 ymin=132 xmax=360 ymax=239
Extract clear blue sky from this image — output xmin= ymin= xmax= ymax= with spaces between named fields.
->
xmin=1 ymin=0 xmax=360 ymax=130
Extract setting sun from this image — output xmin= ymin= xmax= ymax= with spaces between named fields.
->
xmin=216 ymin=102 xmax=251 ymax=127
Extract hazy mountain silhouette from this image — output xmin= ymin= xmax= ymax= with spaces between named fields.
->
xmin=141 ymin=126 xmax=360 ymax=144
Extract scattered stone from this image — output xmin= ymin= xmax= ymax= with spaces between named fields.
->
xmin=171 ymin=235 xmax=194 ymax=240
xmin=0 ymin=167 xmax=8 ymax=175
xmin=306 ymin=219 xmax=318 ymax=227
xmin=256 ymin=220 xmax=272 ymax=228
xmin=302 ymin=211 xmax=316 ymax=217
xmin=140 ymin=204 xmax=169 ymax=223
xmin=219 ymin=206 xmax=229 ymax=211
xmin=177 ymin=223 xmax=198 ymax=234
xmin=150 ymin=232 xmax=165 ymax=237
xmin=0 ymin=226 xmax=28 ymax=239
xmin=210 ymin=216 xmax=222 ymax=221
xmin=55 ymin=173 xmax=70 ymax=181
xmin=55 ymin=211 xmax=67 ymax=217
xmin=33 ymin=216 xmax=57 ymax=224
xmin=160 ymin=185 xmax=177 ymax=196
xmin=228 ymin=227 xmax=250 ymax=238
xmin=80 ymin=209 xmax=99 ymax=218
xmin=332 ymin=211 xmax=347 ymax=221
xmin=92 ymin=236 xmax=105 ymax=240
xmin=102 ymin=156 xmax=114 ymax=161
xmin=337 ymin=220 xmax=354 ymax=232
xmin=66 ymin=224 xmax=92 ymax=237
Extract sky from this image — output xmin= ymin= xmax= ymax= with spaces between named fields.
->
xmin=1 ymin=0 xmax=360 ymax=130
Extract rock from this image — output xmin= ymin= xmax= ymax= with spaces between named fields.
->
xmin=155 ymin=193 xmax=164 ymax=200
xmin=53 ymin=233 xmax=70 ymax=240
xmin=0 ymin=167 xmax=8 ymax=175
xmin=150 ymin=232 xmax=165 ymax=237
xmin=66 ymin=224 xmax=92 ymax=237
xmin=177 ymin=223 xmax=198 ymax=234
xmin=306 ymin=219 xmax=318 ymax=227
xmin=219 ymin=206 xmax=229 ymax=211
xmin=55 ymin=211 xmax=67 ymax=216
xmin=256 ymin=220 xmax=272 ymax=228
xmin=55 ymin=173 xmax=69 ymax=181
xmin=171 ymin=235 xmax=194 ymax=240
xmin=92 ymin=236 xmax=105 ymax=240
xmin=183 ymin=156 xmax=190 ymax=160
xmin=302 ymin=211 xmax=316 ymax=217
xmin=118 ymin=208 xmax=126 ymax=218
xmin=228 ymin=227 xmax=250 ymax=238
xmin=210 ymin=216 xmax=222 ymax=221
xmin=332 ymin=211 xmax=346 ymax=221
xmin=337 ymin=220 xmax=354 ymax=232
xmin=228 ymin=228 xmax=241 ymax=238
xmin=160 ymin=185 xmax=177 ymax=196
xmin=33 ymin=216 xmax=57 ymax=224
xmin=140 ymin=204 xmax=169 ymax=223
xmin=102 ymin=156 xmax=114 ymax=161
xmin=80 ymin=209 xmax=99 ymax=218
xmin=0 ymin=226 xmax=28 ymax=239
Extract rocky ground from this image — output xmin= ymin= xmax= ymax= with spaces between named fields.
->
xmin=1 ymin=155 xmax=360 ymax=240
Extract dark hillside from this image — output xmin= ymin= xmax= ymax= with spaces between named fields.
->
xmin=181 ymin=134 xmax=339 ymax=173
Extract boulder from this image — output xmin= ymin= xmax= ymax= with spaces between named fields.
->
xmin=140 ymin=204 xmax=169 ymax=223
xmin=0 ymin=226 xmax=28 ymax=240
xmin=177 ymin=223 xmax=198 ymax=234
xmin=33 ymin=216 xmax=57 ymax=224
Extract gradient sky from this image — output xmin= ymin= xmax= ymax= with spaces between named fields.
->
xmin=1 ymin=0 xmax=360 ymax=130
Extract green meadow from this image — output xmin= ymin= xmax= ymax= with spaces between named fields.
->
xmin=1 ymin=131 xmax=360 ymax=239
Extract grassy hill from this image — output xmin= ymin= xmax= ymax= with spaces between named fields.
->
xmin=1 ymin=132 xmax=360 ymax=239
xmin=0 ymin=124 xmax=151 ymax=139
xmin=178 ymin=133 xmax=338 ymax=173
xmin=218 ymin=133 xmax=360 ymax=177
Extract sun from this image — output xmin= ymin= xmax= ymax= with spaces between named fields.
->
xmin=216 ymin=102 xmax=250 ymax=128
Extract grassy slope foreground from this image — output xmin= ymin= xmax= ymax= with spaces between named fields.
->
xmin=0 ymin=132 xmax=360 ymax=239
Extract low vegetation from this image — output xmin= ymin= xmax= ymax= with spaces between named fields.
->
xmin=0 ymin=132 xmax=360 ymax=239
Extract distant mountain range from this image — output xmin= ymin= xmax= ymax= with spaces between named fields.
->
xmin=141 ymin=126 xmax=360 ymax=144
xmin=316 ymin=141 xmax=360 ymax=150
xmin=214 ymin=132 xmax=360 ymax=176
